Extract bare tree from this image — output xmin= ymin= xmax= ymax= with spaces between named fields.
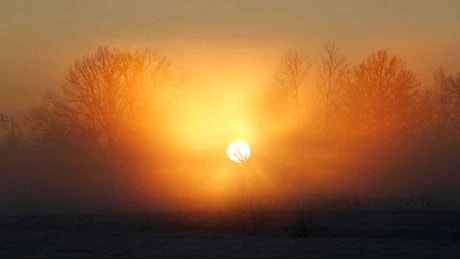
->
xmin=0 ymin=113 xmax=28 ymax=149
xmin=434 ymin=68 xmax=460 ymax=137
xmin=338 ymin=50 xmax=420 ymax=135
xmin=0 ymin=113 xmax=8 ymax=130
xmin=276 ymin=50 xmax=311 ymax=130
xmin=38 ymin=46 xmax=170 ymax=151
xmin=317 ymin=43 xmax=348 ymax=134
xmin=0 ymin=113 xmax=9 ymax=144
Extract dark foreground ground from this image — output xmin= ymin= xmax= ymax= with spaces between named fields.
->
xmin=2 ymin=231 xmax=460 ymax=258
xmin=1 ymin=211 xmax=460 ymax=258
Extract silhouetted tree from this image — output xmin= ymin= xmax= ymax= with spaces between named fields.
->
xmin=38 ymin=46 xmax=170 ymax=152
xmin=317 ymin=43 xmax=348 ymax=134
xmin=276 ymin=50 xmax=311 ymax=130
xmin=434 ymin=68 xmax=460 ymax=138
xmin=410 ymin=88 xmax=436 ymax=140
xmin=0 ymin=113 xmax=8 ymax=145
xmin=338 ymin=50 xmax=420 ymax=135
xmin=0 ymin=113 xmax=8 ymax=130
xmin=0 ymin=113 xmax=27 ymax=149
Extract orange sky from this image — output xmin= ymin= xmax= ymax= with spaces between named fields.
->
xmin=1 ymin=0 xmax=460 ymax=213
xmin=1 ymin=0 xmax=460 ymax=116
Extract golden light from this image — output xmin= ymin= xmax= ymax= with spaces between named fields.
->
xmin=226 ymin=141 xmax=250 ymax=163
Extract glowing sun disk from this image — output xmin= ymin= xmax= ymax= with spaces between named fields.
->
xmin=226 ymin=141 xmax=250 ymax=163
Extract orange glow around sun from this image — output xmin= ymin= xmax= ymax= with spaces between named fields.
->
xmin=131 ymin=57 xmax=282 ymax=210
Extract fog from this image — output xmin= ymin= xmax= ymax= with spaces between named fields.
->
xmin=1 ymin=1 xmax=460 ymax=215
xmin=0 ymin=44 xmax=459 ymax=215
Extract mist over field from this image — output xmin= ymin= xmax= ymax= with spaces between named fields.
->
xmin=1 ymin=0 xmax=460 ymax=215
xmin=1 ymin=46 xmax=459 ymax=214
xmin=1 ymin=1 xmax=460 ymax=257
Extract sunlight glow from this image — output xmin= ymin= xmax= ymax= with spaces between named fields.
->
xmin=226 ymin=141 xmax=250 ymax=163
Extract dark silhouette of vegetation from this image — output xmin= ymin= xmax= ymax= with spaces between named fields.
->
xmin=286 ymin=210 xmax=318 ymax=238
xmin=0 ymin=44 xmax=459 ymax=217
xmin=317 ymin=43 xmax=348 ymax=135
xmin=35 ymin=46 xmax=170 ymax=153
xmin=338 ymin=50 xmax=420 ymax=136
xmin=275 ymin=50 xmax=311 ymax=130
xmin=0 ymin=113 xmax=28 ymax=150
xmin=433 ymin=68 xmax=460 ymax=141
xmin=0 ymin=46 xmax=172 ymax=214
xmin=230 ymin=198 xmax=272 ymax=234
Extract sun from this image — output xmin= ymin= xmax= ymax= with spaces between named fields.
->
xmin=226 ymin=141 xmax=250 ymax=163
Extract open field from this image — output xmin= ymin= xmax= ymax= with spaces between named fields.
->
xmin=1 ymin=210 xmax=460 ymax=258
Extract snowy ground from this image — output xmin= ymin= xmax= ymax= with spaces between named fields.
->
xmin=1 ymin=212 xmax=460 ymax=258
xmin=2 ymin=231 xmax=460 ymax=258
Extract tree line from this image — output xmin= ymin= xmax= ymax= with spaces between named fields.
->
xmin=0 ymin=44 xmax=459 ymax=184
xmin=275 ymin=43 xmax=460 ymax=145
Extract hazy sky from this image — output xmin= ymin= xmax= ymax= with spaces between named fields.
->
xmin=1 ymin=0 xmax=459 ymax=115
